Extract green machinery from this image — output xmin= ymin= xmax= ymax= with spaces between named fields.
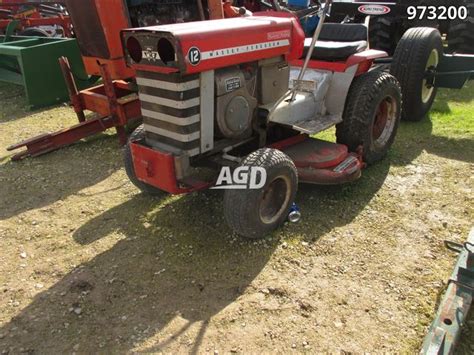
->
xmin=421 ymin=229 xmax=474 ymax=354
xmin=0 ymin=29 xmax=92 ymax=108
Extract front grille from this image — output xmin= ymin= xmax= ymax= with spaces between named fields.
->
xmin=136 ymin=70 xmax=201 ymax=157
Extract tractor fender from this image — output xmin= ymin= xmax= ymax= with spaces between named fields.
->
xmin=346 ymin=49 xmax=388 ymax=75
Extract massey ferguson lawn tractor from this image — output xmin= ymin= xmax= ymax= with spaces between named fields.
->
xmin=121 ymin=0 xmax=403 ymax=238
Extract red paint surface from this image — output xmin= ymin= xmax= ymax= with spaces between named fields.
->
xmin=130 ymin=143 xmax=210 ymax=194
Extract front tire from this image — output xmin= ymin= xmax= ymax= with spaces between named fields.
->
xmin=224 ymin=148 xmax=298 ymax=239
xmin=390 ymin=27 xmax=443 ymax=122
xmin=123 ymin=125 xmax=164 ymax=195
xmin=336 ymin=71 xmax=401 ymax=165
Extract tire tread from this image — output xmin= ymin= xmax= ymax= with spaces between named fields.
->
xmin=224 ymin=148 xmax=297 ymax=239
xmin=390 ymin=27 xmax=442 ymax=121
xmin=123 ymin=125 xmax=164 ymax=195
xmin=336 ymin=71 xmax=401 ymax=165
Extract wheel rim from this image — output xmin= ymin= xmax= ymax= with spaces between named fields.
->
xmin=259 ymin=175 xmax=291 ymax=225
xmin=372 ymin=94 xmax=397 ymax=148
xmin=422 ymin=48 xmax=439 ymax=104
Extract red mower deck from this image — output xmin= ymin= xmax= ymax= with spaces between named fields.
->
xmin=283 ymin=138 xmax=363 ymax=185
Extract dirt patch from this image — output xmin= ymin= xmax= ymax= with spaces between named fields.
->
xmin=0 ymin=82 xmax=473 ymax=353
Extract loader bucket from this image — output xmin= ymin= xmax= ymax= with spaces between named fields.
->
xmin=0 ymin=35 xmax=92 ymax=109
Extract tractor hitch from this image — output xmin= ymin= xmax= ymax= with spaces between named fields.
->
xmin=7 ymin=57 xmax=141 ymax=161
xmin=428 ymin=53 xmax=474 ymax=90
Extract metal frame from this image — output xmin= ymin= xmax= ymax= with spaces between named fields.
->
xmin=5 ymin=0 xmax=229 ymax=161
xmin=0 ymin=35 xmax=90 ymax=108
xmin=0 ymin=1 xmax=72 ymax=36
xmin=421 ymin=229 xmax=474 ymax=354
xmin=430 ymin=53 xmax=474 ymax=90
xmin=7 ymin=57 xmax=141 ymax=160
xmin=200 ymin=70 xmax=215 ymax=153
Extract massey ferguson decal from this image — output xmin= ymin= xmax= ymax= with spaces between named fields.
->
xmin=358 ymin=4 xmax=391 ymax=15
xmin=185 ymin=39 xmax=291 ymax=67
xmin=267 ymin=30 xmax=291 ymax=40
xmin=197 ymin=40 xmax=290 ymax=62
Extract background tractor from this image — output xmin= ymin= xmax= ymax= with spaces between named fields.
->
xmin=327 ymin=1 xmax=474 ymax=122
xmin=330 ymin=0 xmax=474 ymax=55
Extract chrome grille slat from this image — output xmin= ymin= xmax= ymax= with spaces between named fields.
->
xmin=136 ymin=72 xmax=201 ymax=157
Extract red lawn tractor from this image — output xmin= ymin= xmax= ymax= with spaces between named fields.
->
xmin=121 ymin=0 xmax=402 ymax=238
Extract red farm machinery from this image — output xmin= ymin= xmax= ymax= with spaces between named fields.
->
xmin=5 ymin=0 xmax=474 ymax=237
xmin=0 ymin=0 xmax=71 ymax=37
xmin=6 ymin=0 xmax=227 ymax=159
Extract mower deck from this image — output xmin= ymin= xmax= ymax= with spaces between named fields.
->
xmin=283 ymin=138 xmax=363 ymax=185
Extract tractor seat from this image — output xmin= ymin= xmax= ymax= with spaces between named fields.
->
xmin=303 ymin=23 xmax=368 ymax=61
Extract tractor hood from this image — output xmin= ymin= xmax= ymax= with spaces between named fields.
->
xmin=122 ymin=12 xmax=305 ymax=75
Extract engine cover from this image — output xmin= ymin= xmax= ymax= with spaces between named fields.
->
xmin=215 ymin=67 xmax=257 ymax=139
xmin=122 ymin=13 xmax=305 ymax=74
xmin=128 ymin=0 xmax=200 ymax=27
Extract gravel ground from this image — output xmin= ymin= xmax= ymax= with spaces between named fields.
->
xmin=0 ymin=82 xmax=473 ymax=353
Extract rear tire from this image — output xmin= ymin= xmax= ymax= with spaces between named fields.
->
xmin=369 ymin=16 xmax=400 ymax=55
xmin=447 ymin=0 xmax=474 ymax=54
xmin=336 ymin=71 xmax=401 ymax=165
xmin=124 ymin=125 xmax=164 ymax=195
xmin=224 ymin=148 xmax=298 ymax=239
xmin=390 ymin=27 xmax=443 ymax=121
